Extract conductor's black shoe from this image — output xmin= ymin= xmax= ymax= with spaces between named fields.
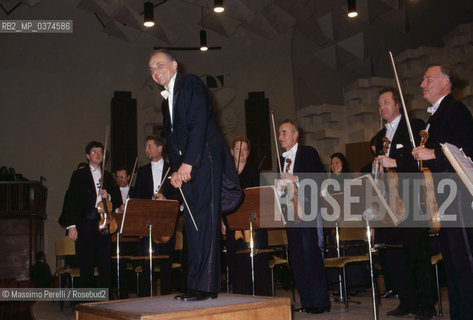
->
xmin=174 ymin=290 xmax=193 ymax=300
xmin=183 ymin=291 xmax=218 ymax=301
xmin=386 ymin=304 xmax=416 ymax=317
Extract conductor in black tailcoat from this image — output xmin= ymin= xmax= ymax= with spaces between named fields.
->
xmin=412 ymin=65 xmax=473 ymax=320
xmin=278 ymin=119 xmax=330 ymax=314
xmin=148 ymin=49 xmax=241 ymax=301
xmin=373 ymin=87 xmax=434 ymax=320
xmin=59 ymin=141 xmax=122 ymax=289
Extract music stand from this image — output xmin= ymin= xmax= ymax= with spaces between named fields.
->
xmin=115 ymin=198 xmax=179 ymax=297
xmin=226 ymin=186 xmax=284 ymax=295
xmin=322 ymin=175 xmax=399 ymax=320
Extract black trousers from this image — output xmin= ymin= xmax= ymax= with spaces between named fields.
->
xmin=286 ymin=227 xmax=329 ymax=308
xmin=76 ymin=218 xmax=111 ymax=289
xmin=382 ymin=228 xmax=434 ymax=310
xmin=440 ymin=227 xmax=473 ymax=320
xmin=181 ymin=147 xmax=222 ymax=294
xmin=436 ymin=182 xmax=473 ymax=319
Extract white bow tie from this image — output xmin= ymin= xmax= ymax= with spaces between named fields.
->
xmin=385 ymin=122 xmax=395 ymax=130
xmin=282 ymin=151 xmax=293 ymax=158
xmin=427 ymin=102 xmax=440 ymax=114
xmin=161 ymin=89 xmax=170 ymax=99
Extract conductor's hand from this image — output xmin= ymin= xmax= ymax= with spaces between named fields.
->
xmin=171 ymin=163 xmax=193 ymax=188
xmin=68 ymin=227 xmax=78 ymax=241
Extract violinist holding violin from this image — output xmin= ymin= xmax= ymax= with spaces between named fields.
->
xmin=59 ymin=141 xmax=122 ymax=289
xmin=278 ymin=120 xmax=330 ymax=314
xmin=373 ymin=87 xmax=435 ymax=320
xmin=412 ymin=65 xmax=473 ymax=320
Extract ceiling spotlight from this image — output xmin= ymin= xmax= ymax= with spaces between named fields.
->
xmin=144 ymin=1 xmax=155 ymax=28
xmin=347 ymin=0 xmax=358 ymax=18
xmin=213 ymin=0 xmax=224 ymax=13
xmin=200 ymin=29 xmax=208 ymax=51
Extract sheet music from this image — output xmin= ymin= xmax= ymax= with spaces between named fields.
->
xmin=441 ymin=143 xmax=473 ymax=197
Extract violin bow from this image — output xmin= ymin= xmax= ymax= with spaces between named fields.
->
xmin=155 ymin=166 xmax=171 ymax=195
xmin=270 ymin=111 xmax=282 ymax=174
xmin=389 ymin=51 xmax=416 ymax=150
xmin=100 ymin=124 xmax=110 ymax=190
xmin=125 ymin=156 xmax=138 ymax=200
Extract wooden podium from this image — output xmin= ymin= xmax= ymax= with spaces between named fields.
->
xmin=76 ymin=294 xmax=291 ymax=320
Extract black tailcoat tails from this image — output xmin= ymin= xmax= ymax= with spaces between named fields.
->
xmin=280 ymin=145 xmax=330 ymax=309
xmin=423 ymin=94 xmax=473 ymax=320
xmin=162 ymin=72 xmax=241 ymax=293
xmin=59 ymin=167 xmax=121 ymax=289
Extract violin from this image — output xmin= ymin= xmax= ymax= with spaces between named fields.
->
xmin=379 ymin=137 xmax=405 ymax=222
xmin=419 ymin=129 xmax=440 ymax=233
xmin=271 ymin=112 xmax=303 ymax=221
xmin=98 ymin=190 xmax=117 ymax=234
xmin=97 ymin=124 xmax=118 ymax=234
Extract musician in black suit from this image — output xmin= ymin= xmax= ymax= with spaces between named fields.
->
xmin=114 ymin=166 xmax=135 ymax=213
xmin=373 ymin=87 xmax=434 ymax=320
xmin=149 ymin=49 xmax=241 ymax=301
xmin=59 ymin=141 xmax=122 ymax=289
xmin=134 ymin=135 xmax=176 ymax=296
xmin=134 ymin=136 xmax=174 ymax=200
xmin=412 ymin=65 xmax=473 ymax=320
xmin=278 ymin=119 xmax=330 ymax=314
